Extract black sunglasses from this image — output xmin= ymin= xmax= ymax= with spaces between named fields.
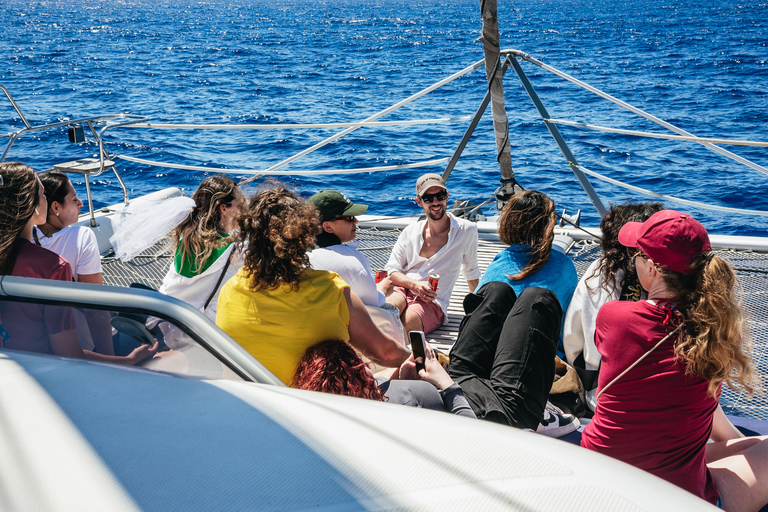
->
xmin=420 ymin=191 xmax=447 ymax=204
xmin=331 ymin=215 xmax=357 ymax=222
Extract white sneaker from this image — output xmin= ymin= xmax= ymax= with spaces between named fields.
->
xmin=536 ymin=402 xmax=580 ymax=438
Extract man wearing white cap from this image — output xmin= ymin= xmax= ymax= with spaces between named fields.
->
xmin=385 ymin=173 xmax=481 ymax=336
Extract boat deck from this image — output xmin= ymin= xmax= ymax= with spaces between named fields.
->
xmin=101 ymin=225 xmax=768 ymax=422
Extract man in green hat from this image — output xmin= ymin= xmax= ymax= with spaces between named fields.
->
xmin=308 ymin=190 xmax=403 ymax=341
xmin=308 ymin=190 xmax=391 ymax=308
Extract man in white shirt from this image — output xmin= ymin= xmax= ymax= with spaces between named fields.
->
xmin=307 ymin=190 xmax=387 ymax=307
xmin=307 ymin=191 xmax=404 ymax=341
xmin=385 ymin=174 xmax=481 ymax=335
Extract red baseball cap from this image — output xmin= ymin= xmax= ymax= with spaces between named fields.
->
xmin=618 ymin=210 xmax=711 ymax=274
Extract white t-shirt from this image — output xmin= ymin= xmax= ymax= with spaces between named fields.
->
xmin=34 ymin=225 xmax=101 ymax=281
xmin=562 ymin=259 xmax=623 ymax=371
xmin=384 ymin=212 xmax=481 ymax=318
xmin=308 ymin=241 xmax=386 ymax=308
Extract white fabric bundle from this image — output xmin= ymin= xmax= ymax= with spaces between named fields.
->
xmin=109 ymin=196 xmax=196 ymax=261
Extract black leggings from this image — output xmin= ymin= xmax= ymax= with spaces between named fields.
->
xmin=447 ymin=282 xmax=562 ymax=429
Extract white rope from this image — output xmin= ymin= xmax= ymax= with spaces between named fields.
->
xmin=114 ymin=154 xmax=450 ymax=176
xmin=122 ymin=116 xmax=473 ymax=130
xmin=514 ymin=52 xmax=768 ymax=177
xmin=261 ymin=59 xmax=486 ymax=175
xmin=572 ymin=163 xmax=768 ymax=217
xmin=548 ymin=119 xmax=768 ymax=148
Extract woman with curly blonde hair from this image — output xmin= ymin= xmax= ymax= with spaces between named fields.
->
xmin=216 ymin=187 xmax=410 ymax=385
xmin=581 ymin=210 xmax=768 ymax=511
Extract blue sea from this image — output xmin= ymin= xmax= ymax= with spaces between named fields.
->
xmin=1 ymin=0 xmax=766 ymax=236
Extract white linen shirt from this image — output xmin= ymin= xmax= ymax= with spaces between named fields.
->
xmin=384 ymin=212 xmax=481 ymax=319
xmin=308 ymin=241 xmax=386 ymax=308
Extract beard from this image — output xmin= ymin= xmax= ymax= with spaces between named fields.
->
xmin=425 ymin=204 xmax=446 ymax=221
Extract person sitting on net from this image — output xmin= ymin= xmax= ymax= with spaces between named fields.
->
xmin=581 ymin=209 xmax=768 ymax=510
xmin=292 ymin=338 xmax=475 ymax=417
xmin=384 ymin=173 xmax=481 ymax=337
xmin=216 ymin=186 xmax=410 ymax=385
xmin=307 ymin=190 xmax=403 ymax=341
xmin=458 ymin=189 xmax=578 ymax=437
xmin=157 ymin=175 xmax=245 ymax=349
xmin=562 ymin=201 xmax=662 ymax=410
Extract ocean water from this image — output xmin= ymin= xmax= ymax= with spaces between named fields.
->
xmin=1 ymin=0 xmax=766 ymax=236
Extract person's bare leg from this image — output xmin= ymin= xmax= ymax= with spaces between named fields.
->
xmin=709 ymin=437 xmax=768 ymax=512
xmin=386 ymin=292 xmax=406 ymax=315
xmin=706 ymin=435 xmax=768 ymax=463
xmin=402 ymin=309 xmax=424 ymax=343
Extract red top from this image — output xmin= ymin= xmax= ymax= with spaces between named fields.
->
xmin=1 ymin=240 xmax=76 ymax=354
xmin=581 ymin=299 xmax=719 ymax=504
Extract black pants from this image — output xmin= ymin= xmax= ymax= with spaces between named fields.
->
xmin=447 ymin=282 xmax=562 ymax=430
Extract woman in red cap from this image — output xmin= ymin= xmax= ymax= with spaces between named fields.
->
xmin=581 ymin=209 xmax=768 ymax=511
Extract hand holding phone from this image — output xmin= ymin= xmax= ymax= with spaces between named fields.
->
xmin=408 ymin=330 xmax=426 ymax=373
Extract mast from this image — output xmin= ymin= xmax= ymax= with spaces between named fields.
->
xmin=479 ymin=0 xmax=518 ymax=205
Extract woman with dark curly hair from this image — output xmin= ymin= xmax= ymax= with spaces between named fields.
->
xmin=563 ymin=202 xmax=662 ymax=406
xmin=475 ymin=189 xmax=577 ymax=312
xmin=582 ymin=210 xmax=768 ymax=510
xmin=216 ymin=187 xmax=410 ymax=385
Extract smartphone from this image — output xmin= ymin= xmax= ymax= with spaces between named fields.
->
xmin=408 ymin=330 xmax=427 ymax=372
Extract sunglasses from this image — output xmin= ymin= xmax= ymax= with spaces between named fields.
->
xmin=628 ymin=250 xmax=648 ymax=264
xmin=420 ymin=191 xmax=447 ymax=204
xmin=331 ymin=215 xmax=357 ymax=222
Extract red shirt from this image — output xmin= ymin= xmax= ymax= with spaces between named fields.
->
xmin=581 ymin=300 xmax=719 ymax=504
xmin=0 ymin=240 xmax=76 ymax=354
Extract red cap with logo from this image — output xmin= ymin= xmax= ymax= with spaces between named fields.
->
xmin=618 ymin=210 xmax=711 ymax=274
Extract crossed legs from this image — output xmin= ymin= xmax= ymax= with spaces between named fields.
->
xmin=447 ymin=281 xmax=562 ymax=430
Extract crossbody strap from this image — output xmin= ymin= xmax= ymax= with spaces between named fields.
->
xmin=596 ymin=323 xmax=683 ymax=401
xmin=203 ymin=256 xmax=232 ymax=312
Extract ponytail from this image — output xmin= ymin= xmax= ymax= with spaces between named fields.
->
xmin=662 ymin=253 xmax=759 ymax=397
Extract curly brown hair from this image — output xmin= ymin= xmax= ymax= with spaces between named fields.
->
xmin=0 ymin=162 xmax=41 ymax=275
xmin=590 ymin=202 xmax=663 ymax=293
xmin=657 ymin=253 xmax=759 ymax=397
xmin=236 ymin=187 xmax=319 ymax=292
xmin=292 ymin=339 xmax=385 ymax=401
xmin=498 ymin=190 xmax=556 ymax=281
xmin=172 ymin=175 xmax=242 ymax=276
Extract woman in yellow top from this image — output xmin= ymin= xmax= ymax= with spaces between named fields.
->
xmin=216 ymin=187 xmax=411 ymax=384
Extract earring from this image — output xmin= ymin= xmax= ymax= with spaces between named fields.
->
xmin=35 ymin=208 xmax=39 ymax=215
xmin=56 ymin=212 xmax=60 ymax=217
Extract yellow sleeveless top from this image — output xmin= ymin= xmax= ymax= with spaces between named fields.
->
xmin=216 ymin=268 xmax=350 ymax=385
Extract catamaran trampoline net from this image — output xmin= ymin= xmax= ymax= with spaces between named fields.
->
xmin=101 ymin=229 xmax=768 ymax=421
